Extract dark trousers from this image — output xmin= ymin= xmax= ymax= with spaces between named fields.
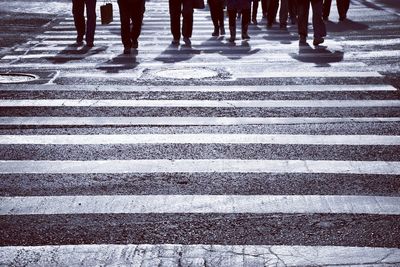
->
xmin=261 ymin=0 xmax=267 ymax=15
xmin=209 ymin=0 xmax=225 ymax=28
xmin=323 ymin=0 xmax=350 ymax=19
xmin=288 ymin=0 xmax=297 ymax=20
xmin=297 ymin=0 xmax=326 ymax=38
xmin=72 ymin=0 xmax=96 ymax=44
xmin=279 ymin=0 xmax=289 ymax=25
xmin=228 ymin=8 xmax=250 ymax=28
xmin=118 ymin=0 xmax=145 ymax=48
xmin=266 ymin=0 xmax=279 ymax=24
xmin=252 ymin=0 xmax=259 ymax=20
xmin=169 ymin=0 xmax=194 ymax=39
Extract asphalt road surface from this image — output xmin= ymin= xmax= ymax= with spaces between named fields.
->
xmin=0 ymin=0 xmax=399 ymax=266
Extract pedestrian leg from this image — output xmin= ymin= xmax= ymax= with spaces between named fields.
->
xmin=311 ymin=0 xmax=326 ymax=45
xmin=72 ymin=0 xmax=85 ymax=43
xmin=279 ymin=0 xmax=289 ymax=28
xmin=337 ymin=0 xmax=350 ymax=21
xmin=85 ymin=0 xmax=96 ymax=46
xmin=297 ymin=0 xmax=310 ymax=44
xmin=322 ymin=0 xmax=331 ymax=20
xmin=228 ymin=9 xmax=237 ymax=42
xmin=169 ymin=0 xmax=182 ymax=43
xmin=131 ymin=0 xmax=145 ymax=48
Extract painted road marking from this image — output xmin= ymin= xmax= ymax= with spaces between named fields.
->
xmin=0 ymin=117 xmax=398 ymax=126
xmin=0 ymin=99 xmax=396 ymax=107
xmin=0 ymin=159 xmax=399 ymax=174
xmin=1 ymin=134 xmax=399 ymax=145
xmin=1 ymin=195 xmax=399 ymax=215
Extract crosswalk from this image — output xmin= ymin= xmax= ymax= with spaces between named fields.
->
xmin=1 ymin=0 xmax=400 ymax=266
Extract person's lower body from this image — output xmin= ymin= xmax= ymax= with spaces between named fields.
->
xmin=209 ymin=0 xmax=225 ymax=36
xmin=266 ymin=0 xmax=278 ymax=27
xmin=261 ymin=0 xmax=267 ymax=17
xmin=118 ymin=0 xmax=144 ymax=53
xmin=72 ymin=0 xmax=96 ymax=46
xmin=252 ymin=1 xmax=259 ymax=24
xmin=337 ymin=0 xmax=350 ymax=21
xmin=72 ymin=0 xmax=85 ymax=44
xmin=279 ymin=0 xmax=288 ymax=28
xmin=169 ymin=0 xmax=193 ymax=44
xmin=288 ymin=0 xmax=297 ymax=24
xmin=322 ymin=0 xmax=331 ymax=20
xmin=228 ymin=9 xmax=237 ymax=42
xmin=297 ymin=0 xmax=326 ymax=45
xmin=241 ymin=8 xmax=251 ymax=39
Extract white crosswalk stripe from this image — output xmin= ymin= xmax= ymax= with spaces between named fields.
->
xmin=1 ymin=0 xmax=400 ymax=265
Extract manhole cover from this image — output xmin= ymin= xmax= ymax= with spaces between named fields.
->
xmin=0 ymin=73 xmax=39 ymax=83
xmin=155 ymin=68 xmax=218 ymax=80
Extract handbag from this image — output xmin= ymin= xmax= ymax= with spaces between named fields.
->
xmin=100 ymin=1 xmax=113 ymax=25
xmin=192 ymin=0 xmax=205 ymax=9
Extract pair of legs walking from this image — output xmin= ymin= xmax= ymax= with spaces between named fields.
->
xmin=72 ymin=0 xmax=96 ymax=47
xmin=117 ymin=0 xmax=145 ymax=54
xmin=297 ymin=0 xmax=326 ymax=45
xmin=169 ymin=0 xmax=194 ymax=45
xmin=209 ymin=0 xmax=225 ymax=36
xmin=228 ymin=8 xmax=250 ymax=42
xmin=323 ymin=0 xmax=350 ymax=21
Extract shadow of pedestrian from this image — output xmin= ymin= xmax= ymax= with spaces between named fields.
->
xmin=155 ymin=43 xmax=201 ymax=63
xmin=290 ymin=43 xmax=344 ymax=67
xmin=96 ymin=50 xmax=139 ymax=73
xmin=200 ymin=37 xmax=260 ymax=60
xmin=47 ymin=44 xmax=107 ymax=64
xmin=325 ymin=19 xmax=369 ymax=32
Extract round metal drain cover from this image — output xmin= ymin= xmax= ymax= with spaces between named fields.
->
xmin=0 ymin=73 xmax=39 ymax=83
xmin=155 ymin=68 xmax=218 ymax=80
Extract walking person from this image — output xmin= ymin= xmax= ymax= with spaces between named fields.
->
xmin=323 ymin=0 xmax=350 ymax=21
xmin=72 ymin=0 xmax=97 ymax=47
xmin=227 ymin=0 xmax=251 ymax=42
xmin=208 ymin=0 xmax=226 ymax=36
xmin=297 ymin=0 xmax=326 ymax=45
xmin=117 ymin=0 xmax=146 ymax=54
xmin=169 ymin=0 xmax=194 ymax=45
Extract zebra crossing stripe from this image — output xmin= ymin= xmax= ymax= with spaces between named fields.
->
xmin=1 ymin=134 xmax=399 ymax=145
xmin=0 ymin=99 xmax=397 ymax=107
xmin=1 ymin=195 xmax=399 ymax=215
xmin=0 ymin=160 xmax=399 ymax=174
xmin=0 ymin=117 xmax=398 ymax=126
xmin=0 ymin=84 xmax=396 ymax=92
xmin=1 ymin=244 xmax=399 ymax=266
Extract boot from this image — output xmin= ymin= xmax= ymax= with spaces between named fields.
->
xmin=242 ymin=24 xmax=250 ymax=40
xmin=229 ymin=26 xmax=236 ymax=42
xmin=212 ymin=26 xmax=219 ymax=36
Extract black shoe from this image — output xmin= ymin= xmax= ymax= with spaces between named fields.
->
xmin=123 ymin=47 xmax=131 ymax=54
xmin=212 ymin=27 xmax=219 ymax=36
xmin=132 ymin=40 xmax=138 ymax=49
xmin=339 ymin=16 xmax=346 ymax=21
xmin=267 ymin=22 xmax=273 ymax=28
xmin=86 ymin=42 xmax=94 ymax=48
xmin=220 ymin=26 xmax=225 ymax=35
xmin=280 ymin=24 xmax=287 ymax=30
xmin=323 ymin=16 xmax=329 ymax=21
xmin=252 ymin=18 xmax=257 ymax=25
xmin=183 ymin=37 xmax=191 ymax=45
xmin=299 ymin=36 xmax=307 ymax=45
xmin=313 ymin=37 xmax=324 ymax=46
xmin=171 ymin=38 xmax=180 ymax=45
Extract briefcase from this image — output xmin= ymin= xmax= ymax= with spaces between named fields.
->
xmin=193 ymin=0 xmax=205 ymax=9
xmin=100 ymin=2 xmax=113 ymax=25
